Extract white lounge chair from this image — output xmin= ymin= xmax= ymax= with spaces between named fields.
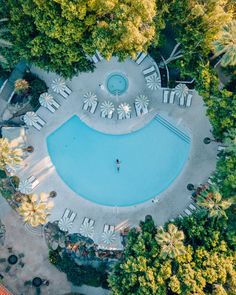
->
xmin=169 ymin=91 xmax=175 ymax=104
xmin=186 ymin=93 xmax=193 ymax=107
xmin=64 ymin=86 xmax=72 ymax=95
xmin=163 ymin=90 xmax=169 ymax=103
xmin=62 ymin=208 xmax=71 ymax=219
xmin=69 ymin=212 xmax=77 ymax=222
xmin=92 ymin=55 xmax=99 ymax=63
xmin=32 ymin=122 xmax=42 ymax=131
xmin=179 ymin=95 xmax=185 ymax=106
xmin=36 ymin=115 xmax=46 ymax=127
xmin=189 ymin=204 xmax=197 ymax=211
xmin=135 ymin=52 xmax=147 ymax=65
xmin=184 ymin=209 xmax=192 ymax=216
xmin=46 ymin=104 xmax=56 ymax=113
xmin=217 ymin=145 xmax=226 ymax=152
xmin=96 ymin=50 xmax=103 ymax=61
xmin=59 ymin=90 xmax=69 ymax=99
xmin=90 ymin=101 xmax=98 ymax=114
xmin=104 ymin=224 xmax=109 ymax=233
xmin=28 ymin=175 xmax=39 ymax=190
xmin=143 ymin=66 xmax=156 ymax=77
xmin=51 ymin=99 xmax=60 ymax=109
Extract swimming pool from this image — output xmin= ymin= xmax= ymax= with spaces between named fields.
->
xmin=47 ymin=115 xmax=190 ymax=206
xmin=106 ymin=72 xmax=128 ymax=95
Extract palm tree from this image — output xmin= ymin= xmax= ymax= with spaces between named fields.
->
xmin=0 ymin=18 xmax=12 ymax=64
xmin=18 ymin=193 xmax=54 ymax=227
xmin=155 ymin=223 xmax=185 ymax=259
xmin=212 ymin=20 xmax=236 ymax=67
xmin=0 ymin=138 xmax=22 ymax=172
xmin=197 ymin=188 xmax=233 ymax=219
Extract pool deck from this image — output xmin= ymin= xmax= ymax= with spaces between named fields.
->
xmin=14 ymin=56 xmax=218 ymax=250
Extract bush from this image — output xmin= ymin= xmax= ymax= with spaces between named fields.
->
xmin=49 ymin=249 xmax=61 ymax=265
xmin=0 ymin=170 xmax=7 ymax=179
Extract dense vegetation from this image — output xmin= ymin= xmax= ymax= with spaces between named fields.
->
xmin=0 ymin=0 xmax=157 ymax=77
xmin=109 ymin=213 xmax=236 ymax=294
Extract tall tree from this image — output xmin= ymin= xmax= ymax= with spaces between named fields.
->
xmin=0 ymin=0 xmax=157 ymax=77
xmin=212 ymin=20 xmax=236 ymax=67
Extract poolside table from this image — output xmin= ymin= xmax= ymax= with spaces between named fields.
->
xmin=32 ymin=277 xmax=42 ymax=287
xmin=7 ymin=255 xmax=18 ymax=265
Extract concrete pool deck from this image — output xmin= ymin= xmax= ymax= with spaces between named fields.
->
xmin=14 ymin=56 xmax=218 ymax=249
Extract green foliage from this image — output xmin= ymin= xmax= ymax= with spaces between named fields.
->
xmin=109 ymin=215 xmax=236 ymax=295
xmin=49 ymin=250 xmax=109 ymax=288
xmin=23 ymin=72 xmax=48 ymax=109
xmin=0 ymin=0 xmax=158 ymax=78
xmin=0 ymin=169 xmax=7 ymax=179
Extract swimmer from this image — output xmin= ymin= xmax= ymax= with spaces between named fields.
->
xmin=116 ymin=159 xmax=121 ymax=172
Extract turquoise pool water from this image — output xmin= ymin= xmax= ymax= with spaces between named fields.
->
xmin=106 ymin=72 xmax=128 ymax=95
xmin=47 ymin=115 xmax=190 ymax=206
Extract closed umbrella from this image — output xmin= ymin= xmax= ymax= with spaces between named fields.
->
xmin=146 ymin=74 xmax=161 ymax=90
xmin=23 ymin=112 xmax=38 ymax=126
xmin=101 ymin=230 xmax=116 ymax=245
xmin=175 ymin=83 xmax=189 ymax=98
xmin=83 ymin=92 xmax=97 ymax=107
xmin=135 ymin=95 xmax=149 ymax=110
xmin=39 ymin=92 xmax=54 ymax=108
xmin=58 ymin=217 xmax=73 ymax=232
xmin=100 ymin=101 xmax=114 ymax=117
xmin=117 ymin=103 xmax=131 ymax=119
xmin=80 ymin=222 xmax=94 ymax=238
xmin=18 ymin=178 xmax=33 ymax=194
xmin=51 ymin=78 xmax=66 ymax=93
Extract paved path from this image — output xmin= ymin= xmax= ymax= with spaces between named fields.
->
xmin=14 ymin=57 xmax=218 ymax=249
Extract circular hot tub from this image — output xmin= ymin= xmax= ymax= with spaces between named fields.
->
xmin=106 ymin=72 xmax=128 ymax=95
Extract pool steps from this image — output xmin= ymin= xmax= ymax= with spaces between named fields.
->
xmin=155 ymin=115 xmax=190 ymax=144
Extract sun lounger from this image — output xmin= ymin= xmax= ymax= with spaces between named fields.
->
xmin=89 ymin=219 xmax=95 ymax=226
xmin=96 ymin=50 xmax=103 ymax=61
xmin=51 ymin=99 xmax=60 ymax=109
xmin=136 ymin=52 xmax=147 ymax=65
xmin=64 ymin=86 xmax=72 ymax=95
xmin=179 ymin=95 xmax=185 ymax=106
xmin=163 ymin=90 xmax=169 ymax=103
xmin=184 ymin=209 xmax=192 ymax=216
xmin=107 ymin=110 xmax=113 ymax=119
xmin=207 ymin=178 xmax=213 ymax=185
xmin=92 ymin=55 xmax=99 ymax=63
xmin=217 ymin=145 xmax=226 ymax=152
xmin=90 ymin=101 xmax=98 ymax=114
xmin=46 ymin=104 xmax=56 ymax=113
xmin=31 ymin=178 xmax=39 ymax=190
xmin=185 ymin=93 xmax=193 ymax=107
xmin=143 ymin=66 xmax=156 ymax=77
xmin=32 ymin=122 xmax=42 ymax=131
xmin=36 ymin=116 xmax=46 ymax=127
xmin=169 ymin=91 xmax=175 ymax=104
xmin=135 ymin=105 xmax=141 ymax=116
xmin=59 ymin=90 xmax=69 ymax=99
xmin=69 ymin=212 xmax=77 ymax=222
xmin=189 ymin=204 xmax=197 ymax=211
xmin=62 ymin=208 xmax=71 ymax=219
xmin=178 ymin=214 xmax=184 ymax=219
xmin=104 ymin=224 xmax=109 ymax=233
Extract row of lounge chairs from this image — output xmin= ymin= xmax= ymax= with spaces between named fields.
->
xmin=91 ymin=50 xmax=103 ymax=64
xmin=163 ymin=89 xmax=193 ymax=107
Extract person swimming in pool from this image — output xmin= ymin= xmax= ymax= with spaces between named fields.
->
xmin=116 ymin=159 xmax=121 ymax=172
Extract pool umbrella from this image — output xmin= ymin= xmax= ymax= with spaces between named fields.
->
xmin=146 ymin=74 xmax=161 ymax=90
xmin=175 ymin=83 xmax=189 ymax=98
xmin=58 ymin=217 xmax=73 ymax=232
xmin=101 ymin=230 xmax=116 ymax=245
xmin=51 ymin=78 xmax=66 ymax=93
xmin=135 ymin=95 xmax=149 ymax=110
xmin=39 ymin=92 xmax=54 ymax=108
xmin=23 ymin=112 xmax=38 ymax=126
xmin=18 ymin=178 xmax=33 ymax=194
xmin=83 ymin=92 xmax=97 ymax=107
xmin=117 ymin=103 xmax=131 ymax=119
xmin=80 ymin=222 xmax=94 ymax=238
xmin=100 ymin=101 xmax=115 ymax=117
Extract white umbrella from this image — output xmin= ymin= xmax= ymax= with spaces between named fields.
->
xmin=58 ymin=217 xmax=73 ymax=232
xmin=83 ymin=92 xmax=97 ymax=107
xmin=100 ymin=101 xmax=115 ymax=117
xmin=117 ymin=103 xmax=131 ymax=119
xmin=51 ymin=78 xmax=66 ymax=93
xmin=23 ymin=112 xmax=38 ymax=126
xmin=18 ymin=178 xmax=33 ymax=194
xmin=80 ymin=222 xmax=94 ymax=238
xmin=135 ymin=95 xmax=149 ymax=109
xmin=175 ymin=83 xmax=189 ymax=98
xmin=146 ymin=74 xmax=161 ymax=90
xmin=39 ymin=92 xmax=54 ymax=108
xmin=101 ymin=230 xmax=116 ymax=245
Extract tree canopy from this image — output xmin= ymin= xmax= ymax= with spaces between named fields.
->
xmin=0 ymin=0 xmax=157 ymax=77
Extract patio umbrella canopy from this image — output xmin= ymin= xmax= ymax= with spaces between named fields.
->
xmin=23 ymin=112 xmax=38 ymax=126
xmin=117 ymin=103 xmax=131 ymax=119
xmin=175 ymin=83 xmax=189 ymax=98
xmin=146 ymin=74 xmax=161 ymax=90
xmin=80 ymin=222 xmax=94 ymax=238
xmin=101 ymin=230 xmax=116 ymax=245
xmin=51 ymin=78 xmax=66 ymax=93
xmin=83 ymin=92 xmax=97 ymax=107
xmin=39 ymin=92 xmax=54 ymax=108
xmin=58 ymin=217 xmax=73 ymax=232
xmin=100 ymin=101 xmax=115 ymax=116
xmin=18 ymin=178 xmax=33 ymax=194
xmin=135 ymin=94 xmax=149 ymax=109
